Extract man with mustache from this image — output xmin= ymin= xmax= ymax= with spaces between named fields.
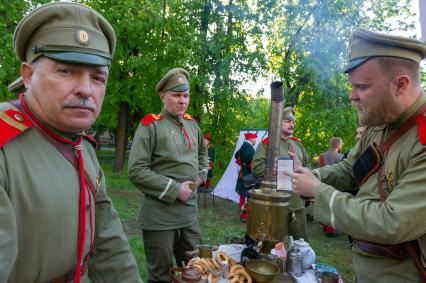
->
xmin=286 ymin=28 xmax=426 ymax=282
xmin=128 ymin=68 xmax=208 ymax=283
xmin=252 ymin=106 xmax=311 ymax=241
xmin=0 ymin=2 xmax=142 ymax=283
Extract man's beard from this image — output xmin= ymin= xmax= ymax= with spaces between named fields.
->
xmin=356 ymin=93 xmax=402 ymax=127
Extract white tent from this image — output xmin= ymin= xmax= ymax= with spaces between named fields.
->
xmin=213 ymin=128 xmax=268 ymax=203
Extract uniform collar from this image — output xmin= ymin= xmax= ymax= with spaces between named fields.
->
xmin=160 ymin=108 xmax=183 ymax=125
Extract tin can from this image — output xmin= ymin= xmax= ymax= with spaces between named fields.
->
xmin=198 ymin=244 xmax=213 ymax=258
xmin=287 ymin=249 xmax=303 ymax=277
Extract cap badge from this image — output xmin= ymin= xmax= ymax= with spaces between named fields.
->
xmin=76 ymin=30 xmax=90 ymax=46
xmin=178 ymin=77 xmax=184 ymax=84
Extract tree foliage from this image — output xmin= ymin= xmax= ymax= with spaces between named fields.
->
xmin=1 ymin=0 xmax=416 ymax=169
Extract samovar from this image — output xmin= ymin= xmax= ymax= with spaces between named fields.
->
xmin=246 ymin=81 xmax=291 ymax=254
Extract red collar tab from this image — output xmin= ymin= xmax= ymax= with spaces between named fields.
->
xmin=416 ymin=111 xmax=426 ymax=144
xmin=141 ymin=114 xmax=163 ymax=126
xmin=183 ymin=113 xmax=193 ymax=120
xmin=290 ymin=136 xmax=301 ymax=142
xmin=262 ymin=137 xmax=268 ymax=145
xmin=0 ymin=108 xmax=33 ymax=147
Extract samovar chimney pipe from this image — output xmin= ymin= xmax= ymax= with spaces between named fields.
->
xmin=263 ymin=81 xmax=284 ymax=185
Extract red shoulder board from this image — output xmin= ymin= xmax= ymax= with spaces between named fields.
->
xmin=141 ymin=114 xmax=163 ymax=126
xmin=290 ymin=136 xmax=301 ymax=142
xmin=262 ymin=137 xmax=268 ymax=145
xmin=417 ymin=111 xmax=426 ymax=144
xmin=82 ymin=132 xmax=98 ymax=149
xmin=0 ymin=109 xmax=33 ymax=147
xmin=183 ymin=113 xmax=193 ymax=120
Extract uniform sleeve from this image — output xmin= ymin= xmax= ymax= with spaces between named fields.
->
xmin=0 ymin=150 xmax=18 ymax=283
xmin=88 ymin=170 xmax=143 ymax=283
xmin=314 ymin=146 xmax=426 ymax=244
xmin=252 ymin=143 xmax=267 ymax=178
xmin=198 ymin=127 xmax=209 ymax=182
xmin=128 ymin=124 xmax=180 ymax=204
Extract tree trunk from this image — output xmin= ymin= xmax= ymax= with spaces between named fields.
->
xmin=113 ymin=101 xmax=129 ymax=172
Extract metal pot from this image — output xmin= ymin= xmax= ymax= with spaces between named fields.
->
xmin=246 ymin=189 xmax=290 ymax=253
xmin=245 ymin=259 xmax=280 ymax=283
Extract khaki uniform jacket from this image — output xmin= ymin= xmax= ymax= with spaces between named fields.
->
xmin=128 ymin=109 xmax=208 ymax=230
xmin=315 ymin=93 xmax=426 ymax=282
xmin=252 ymin=138 xmax=310 ymax=210
xmin=0 ymin=103 xmax=142 ymax=283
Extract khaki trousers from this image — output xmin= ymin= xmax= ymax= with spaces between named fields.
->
xmin=143 ymin=222 xmax=202 ymax=283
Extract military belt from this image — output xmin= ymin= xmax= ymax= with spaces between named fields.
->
xmin=353 ymin=239 xmax=407 ymax=260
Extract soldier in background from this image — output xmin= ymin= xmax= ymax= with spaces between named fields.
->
xmin=128 ymin=67 xmax=208 ymax=283
xmin=318 ymin=137 xmax=343 ymax=167
xmin=0 ymin=3 xmax=142 ymax=283
xmin=355 ymin=126 xmax=365 ymax=143
xmin=202 ymin=133 xmax=216 ymax=189
xmin=287 ymin=28 xmax=426 ymax=282
xmin=252 ymin=107 xmax=310 ymax=241
xmin=234 ymin=132 xmax=257 ymax=222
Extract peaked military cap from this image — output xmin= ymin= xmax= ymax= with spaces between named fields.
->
xmin=283 ymin=107 xmax=295 ymax=121
xmin=156 ymin=68 xmax=190 ymax=93
xmin=345 ymin=27 xmax=426 ymax=73
xmin=14 ymin=2 xmax=116 ymax=66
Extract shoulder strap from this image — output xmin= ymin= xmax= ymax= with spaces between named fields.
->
xmin=141 ymin=114 xmax=163 ymax=126
xmin=0 ymin=103 xmax=33 ymax=147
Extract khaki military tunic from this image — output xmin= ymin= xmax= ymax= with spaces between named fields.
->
xmin=314 ymin=93 xmax=426 ymax=282
xmin=0 ymin=103 xmax=142 ymax=282
xmin=128 ymin=109 xmax=208 ymax=230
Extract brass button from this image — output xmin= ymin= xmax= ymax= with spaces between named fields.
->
xmin=423 ymin=112 xmax=426 ymax=118
xmin=14 ymin=114 xmax=24 ymax=122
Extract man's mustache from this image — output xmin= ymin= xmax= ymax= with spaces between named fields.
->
xmin=63 ymin=99 xmax=97 ymax=111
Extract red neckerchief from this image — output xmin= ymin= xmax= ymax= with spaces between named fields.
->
xmin=19 ymin=94 xmax=88 ymax=283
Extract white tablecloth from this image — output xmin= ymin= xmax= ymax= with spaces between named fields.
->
xmin=292 ymin=269 xmax=317 ymax=283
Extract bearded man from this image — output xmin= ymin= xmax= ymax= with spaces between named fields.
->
xmin=286 ymin=28 xmax=426 ymax=282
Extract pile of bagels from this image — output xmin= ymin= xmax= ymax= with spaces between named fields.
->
xmin=186 ymin=251 xmax=252 ymax=283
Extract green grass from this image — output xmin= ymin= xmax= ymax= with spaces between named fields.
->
xmin=103 ymin=165 xmax=355 ymax=282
